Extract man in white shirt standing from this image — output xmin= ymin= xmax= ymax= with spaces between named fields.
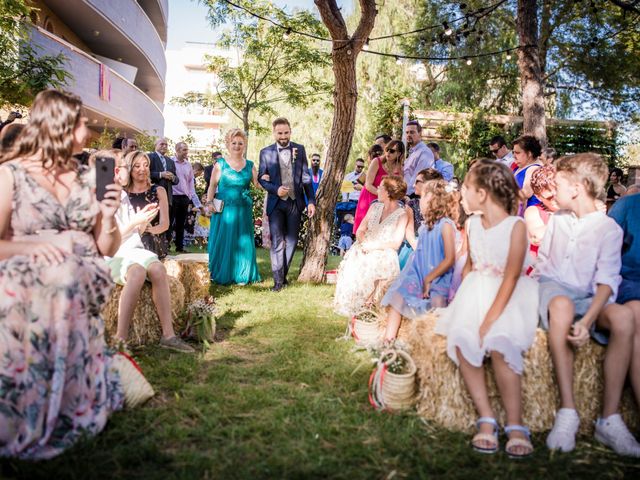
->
xmin=342 ymin=157 xmax=365 ymax=203
xmin=171 ymin=142 xmax=202 ymax=253
xmin=489 ymin=135 xmax=516 ymax=170
xmin=404 ymin=120 xmax=434 ymax=198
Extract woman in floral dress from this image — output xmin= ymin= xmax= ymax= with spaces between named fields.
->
xmin=0 ymin=90 xmax=125 ymax=459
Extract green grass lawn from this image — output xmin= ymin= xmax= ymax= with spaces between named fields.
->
xmin=2 ymin=249 xmax=639 ymax=479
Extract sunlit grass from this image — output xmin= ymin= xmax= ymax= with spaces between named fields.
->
xmin=2 ymin=249 xmax=638 ymax=479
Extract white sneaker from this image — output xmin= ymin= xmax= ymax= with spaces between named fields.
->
xmin=547 ymin=408 xmax=580 ymax=452
xmin=594 ymin=414 xmax=640 ymax=457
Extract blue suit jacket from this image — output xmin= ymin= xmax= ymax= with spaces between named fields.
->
xmin=258 ymin=142 xmax=315 ymax=216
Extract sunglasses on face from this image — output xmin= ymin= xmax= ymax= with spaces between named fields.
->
xmin=490 ymin=148 xmax=500 ymax=155
xmin=387 ymin=149 xmax=398 ymax=154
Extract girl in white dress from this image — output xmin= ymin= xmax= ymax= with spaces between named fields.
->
xmin=435 ymin=159 xmax=539 ymax=458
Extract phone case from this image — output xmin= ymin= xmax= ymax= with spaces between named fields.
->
xmin=95 ymin=156 xmax=115 ymax=201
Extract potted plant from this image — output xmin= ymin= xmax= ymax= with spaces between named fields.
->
xmin=183 ymin=296 xmax=217 ymax=345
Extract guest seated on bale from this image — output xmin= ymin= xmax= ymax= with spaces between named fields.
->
xmin=609 ymin=190 xmax=640 ymax=437
xmin=105 ymin=149 xmax=194 ymax=353
xmin=436 ymin=159 xmax=539 ymax=458
xmin=398 ymin=168 xmax=443 ymax=270
xmin=0 ymin=90 xmax=128 ymax=459
xmin=122 ymin=151 xmax=170 ymax=258
xmin=381 ymin=179 xmax=458 ymax=342
xmin=334 ymin=176 xmax=409 ymax=317
xmin=535 ymin=153 xmax=638 ymax=457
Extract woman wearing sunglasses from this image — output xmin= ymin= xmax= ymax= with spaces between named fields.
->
xmin=353 ymin=140 xmax=405 ymax=234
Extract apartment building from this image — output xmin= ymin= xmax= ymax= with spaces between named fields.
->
xmin=28 ymin=0 xmax=167 ymax=136
xmin=164 ymin=42 xmax=236 ymax=153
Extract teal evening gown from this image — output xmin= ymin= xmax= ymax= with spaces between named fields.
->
xmin=208 ymin=158 xmax=261 ymax=285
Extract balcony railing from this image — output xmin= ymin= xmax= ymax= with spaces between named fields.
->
xmin=31 ymin=26 xmax=164 ymax=135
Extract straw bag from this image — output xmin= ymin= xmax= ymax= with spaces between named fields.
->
xmin=349 ymin=309 xmax=382 ymax=347
xmin=369 ymin=349 xmax=417 ymax=411
xmin=112 ymin=352 xmax=155 ymax=408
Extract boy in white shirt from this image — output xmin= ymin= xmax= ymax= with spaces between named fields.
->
xmin=535 ymin=153 xmax=639 ymax=457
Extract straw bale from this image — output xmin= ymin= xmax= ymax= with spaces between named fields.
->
xmin=103 ymin=277 xmax=186 ymax=346
xmin=164 ymin=256 xmax=210 ymax=304
xmin=409 ymin=313 xmax=639 ymax=435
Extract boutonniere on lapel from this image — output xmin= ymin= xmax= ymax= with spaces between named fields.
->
xmin=292 ymin=147 xmax=298 ymax=165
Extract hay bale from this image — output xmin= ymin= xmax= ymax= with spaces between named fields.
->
xmin=103 ymin=276 xmax=186 ymax=346
xmin=410 ymin=313 xmax=639 ymax=435
xmin=164 ymin=255 xmax=210 ymax=304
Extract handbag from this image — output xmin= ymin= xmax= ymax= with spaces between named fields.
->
xmin=211 ymin=198 xmax=224 ymax=214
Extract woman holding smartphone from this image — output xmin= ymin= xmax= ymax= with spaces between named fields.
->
xmin=0 ymin=90 xmax=130 ymax=459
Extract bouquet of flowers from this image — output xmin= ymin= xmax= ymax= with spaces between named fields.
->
xmin=183 ymin=296 xmax=217 ymax=345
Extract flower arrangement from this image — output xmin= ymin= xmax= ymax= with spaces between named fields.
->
xmin=183 ymin=296 xmax=217 ymax=345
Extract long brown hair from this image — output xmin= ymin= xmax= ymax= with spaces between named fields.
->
xmin=0 ymin=89 xmax=83 ymax=169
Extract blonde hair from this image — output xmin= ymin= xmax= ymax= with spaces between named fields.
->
xmin=420 ymin=179 xmax=459 ymax=229
xmin=555 ymin=153 xmax=608 ymax=200
xmin=122 ymin=150 xmax=151 ymax=191
xmin=225 ymin=128 xmax=248 ymax=150
xmin=0 ymin=89 xmax=83 ymax=169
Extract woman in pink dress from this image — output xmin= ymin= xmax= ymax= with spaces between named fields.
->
xmin=353 ymin=140 xmax=405 ymax=233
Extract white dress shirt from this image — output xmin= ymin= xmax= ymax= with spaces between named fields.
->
xmin=534 ymin=210 xmax=623 ymax=303
xmin=404 ymin=142 xmax=434 ymax=195
xmin=342 ymin=171 xmax=362 ymax=202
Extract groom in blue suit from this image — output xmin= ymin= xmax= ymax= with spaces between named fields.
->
xmin=259 ymin=117 xmax=316 ymax=291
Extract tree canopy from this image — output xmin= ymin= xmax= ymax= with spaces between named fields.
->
xmin=0 ymin=0 xmax=70 ymax=108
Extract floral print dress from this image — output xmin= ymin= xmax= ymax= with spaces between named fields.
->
xmin=0 ymin=161 xmax=124 ymax=460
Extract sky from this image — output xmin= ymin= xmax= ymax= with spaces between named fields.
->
xmin=167 ymin=0 xmax=353 ymax=49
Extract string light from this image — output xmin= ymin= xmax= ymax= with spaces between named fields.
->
xmin=396 ymin=56 xmax=402 ymax=65
xmin=283 ymin=28 xmax=291 ymax=40
xmin=363 ymin=38 xmax=370 ymax=51
xmin=466 ymin=58 xmax=472 ymax=65
xmin=506 ymin=54 xmax=512 ymax=60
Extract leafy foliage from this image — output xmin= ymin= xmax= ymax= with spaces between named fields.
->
xmin=174 ymin=0 xmax=332 ymax=139
xmin=0 ymin=0 xmax=70 ymax=108
xmin=408 ymin=0 xmax=640 ymax=121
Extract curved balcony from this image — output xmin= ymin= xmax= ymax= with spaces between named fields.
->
xmin=31 ymin=27 xmax=164 ymax=135
xmin=42 ymin=0 xmax=166 ymax=103
xmin=138 ymin=0 xmax=169 ymax=44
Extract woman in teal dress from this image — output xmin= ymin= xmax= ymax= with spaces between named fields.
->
xmin=205 ymin=129 xmax=262 ymax=285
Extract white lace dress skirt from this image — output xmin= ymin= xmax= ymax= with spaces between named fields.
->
xmin=333 ymin=243 xmax=400 ymax=317
xmin=435 ymin=271 xmax=539 ymax=375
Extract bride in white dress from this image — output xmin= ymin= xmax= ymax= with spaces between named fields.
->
xmin=333 ymin=176 xmax=408 ymax=317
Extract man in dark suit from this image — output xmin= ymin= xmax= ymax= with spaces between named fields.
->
xmin=148 ymin=137 xmax=179 ymax=237
xmin=259 ymin=117 xmax=315 ymax=291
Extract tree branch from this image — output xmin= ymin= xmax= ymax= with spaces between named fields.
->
xmin=314 ymin=0 xmax=348 ymax=39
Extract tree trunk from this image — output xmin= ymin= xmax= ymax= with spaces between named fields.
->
xmin=298 ymin=0 xmax=377 ymax=282
xmin=517 ymin=0 xmax=547 ymax=146
xmin=298 ymin=50 xmax=358 ymax=282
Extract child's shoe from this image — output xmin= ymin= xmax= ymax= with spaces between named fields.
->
xmin=594 ymin=414 xmax=640 ymax=457
xmin=547 ymin=408 xmax=580 ymax=452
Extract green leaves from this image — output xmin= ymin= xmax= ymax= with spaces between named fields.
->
xmin=175 ymin=1 xmax=332 ymax=136
xmin=0 ymin=0 xmax=71 ymax=108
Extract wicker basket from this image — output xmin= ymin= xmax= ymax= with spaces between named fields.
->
xmin=369 ymin=349 xmax=417 ymax=411
xmin=112 ymin=352 xmax=155 ymax=408
xmin=325 ymin=270 xmax=338 ymax=284
xmin=350 ymin=309 xmax=382 ymax=347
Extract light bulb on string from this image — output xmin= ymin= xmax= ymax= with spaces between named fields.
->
xmin=396 ymin=56 xmax=402 ymax=65
xmin=283 ymin=28 xmax=292 ymax=40
xmin=363 ymin=38 xmax=370 ymax=51
xmin=466 ymin=58 xmax=472 ymax=65
xmin=445 ymin=27 xmax=454 ymax=36
xmin=506 ymin=54 xmax=512 ymax=60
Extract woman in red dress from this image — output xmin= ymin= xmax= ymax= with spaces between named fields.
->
xmin=353 ymin=140 xmax=405 ymax=233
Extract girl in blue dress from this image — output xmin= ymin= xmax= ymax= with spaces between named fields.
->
xmin=381 ymin=179 xmax=458 ymax=342
xmin=205 ymin=129 xmax=262 ymax=285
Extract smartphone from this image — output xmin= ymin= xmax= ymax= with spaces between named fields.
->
xmin=95 ymin=156 xmax=115 ymax=201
